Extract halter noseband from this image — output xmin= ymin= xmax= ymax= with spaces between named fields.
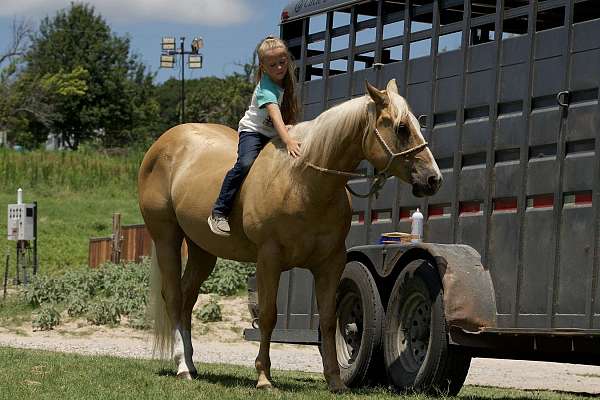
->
xmin=306 ymin=126 xmax=429 ymax=198
xmin=370 ymin=127 xmax=429 ymax=176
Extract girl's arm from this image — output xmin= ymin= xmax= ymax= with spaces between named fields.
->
xmin=266 ymin=103 xmax=301 ymax=158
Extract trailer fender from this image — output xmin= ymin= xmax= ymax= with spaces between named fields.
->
xmin=392 ymin=244 xmax=497 ymax=332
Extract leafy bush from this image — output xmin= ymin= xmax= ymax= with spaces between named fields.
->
xmin=127 ymin=308 xmax=151 ymax=330
xmin=15 ymin=256 xmax=249 ymax=330
xmin=99 ymin=261 xmax=149 ymax=316
xmin=32 ymin=304 xmax=61 ymax=331
xmin=200 ymin=260 xmax=255 ymax=296
xmin=195 ymin=297 xmax=222 ymax=323
xmin=22 ymin=276 xmax=66 ymax=306
xmin=61 ymin=270 xmax=101 ymax=298
xmin=66 ymin=292 xmax=89 ymax=317
xmin=86 ymin=299 xmax=120 ymax=326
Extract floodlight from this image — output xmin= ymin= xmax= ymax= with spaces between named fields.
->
xmin=191 ymin=37 xmax=204 ymax=54
xmin=161 ymin=37 xmax=176 ymax=51
xmin=188 ymin=54 xmax=203 ymax=69
xmin=160 ymin=54 xmax=175 ymax=68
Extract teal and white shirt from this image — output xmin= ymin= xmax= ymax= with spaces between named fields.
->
xmin=238 ymin=74 xmax=284 ymax=138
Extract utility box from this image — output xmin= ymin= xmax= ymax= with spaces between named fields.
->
xmin=7 ymin=203 xmax=35 ymax=241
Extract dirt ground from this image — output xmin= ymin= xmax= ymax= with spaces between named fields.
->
xmin=2 ymin=294 xmax=600 ymax=394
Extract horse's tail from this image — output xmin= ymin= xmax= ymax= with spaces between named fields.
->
xmin=149 ymin=242 xmax=173 ymax=359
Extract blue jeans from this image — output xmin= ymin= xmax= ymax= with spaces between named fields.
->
xmin=212 ymin=131 xmax=271 ymax=217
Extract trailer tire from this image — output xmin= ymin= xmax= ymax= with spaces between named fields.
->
xmin=383 ymin=260 xmax=471 ymax=396
xmin=330 ymin=261 xmax=384 ymax=387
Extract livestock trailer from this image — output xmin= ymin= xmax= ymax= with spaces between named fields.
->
xmin=244 ymin=0 xmax=600 ymax=395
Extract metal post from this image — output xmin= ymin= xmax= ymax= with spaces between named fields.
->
xmin=15 ymin=241 xmax=21 ymax=285
xmin=161 ymin=35 xmax=202 ymax=123
xmin=3 ymin=254 xmax=8 ymax=300
xmin=22 ymin=242 xmax=29 ymax=285
xmin=33 ymin=201 xmax=38 ymax=276
xmin=180 ymin=37 xmax=185 ymax=124
xmin=111 ymin=213 xmax=122 ymax=264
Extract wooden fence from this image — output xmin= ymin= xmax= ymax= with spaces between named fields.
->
xmin=88 ymin=214 xmax=189 ymax=268
xmin=89 ymin=223 xmax=152 ymax=268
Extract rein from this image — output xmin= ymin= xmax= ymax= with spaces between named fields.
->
xmin=305 ymin=128 xmax=429 ymax=198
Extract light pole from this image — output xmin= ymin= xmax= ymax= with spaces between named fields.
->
xmin=160 ymin=36 xmax=204 ymax=124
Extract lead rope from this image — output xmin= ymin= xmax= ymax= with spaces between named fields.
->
xmin=304 ymin=128 xmax=429 ymax=199
xmin=305 ymin=161 xmax=388 ymax=198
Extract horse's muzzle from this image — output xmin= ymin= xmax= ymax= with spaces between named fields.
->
xmin=412 ymin=173 xmax=442 ymax=197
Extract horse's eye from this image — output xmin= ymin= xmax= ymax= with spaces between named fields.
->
xmin=395 ymin=124 xmax=406 ymax=134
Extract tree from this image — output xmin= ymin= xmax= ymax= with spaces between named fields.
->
xmin=0 ymin=18 xmax=33 ymax=146
xmin=155 ymin=73 xmax=254 ymax=133
xmin=8 ymin=66 xmax=90 ymax=148
xmin=0 ymin=18 xmax=32 ymax=67
xmin=186 ymin=74 xmax=254 ymax=129
xmin=154 ymin=78 xmax=182 ymax=134
xmin=236 ymin=52 xmax=258 ymax=84
xmin=20 ymin=3 xmax=158 ymax=149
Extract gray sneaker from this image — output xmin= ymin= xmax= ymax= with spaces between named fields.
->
xmin=208 ymin=213 xmax=231 ymax=236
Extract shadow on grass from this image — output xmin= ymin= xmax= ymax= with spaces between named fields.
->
xmin=156 ymin=368 xmax=596 ymax=399
xmin=157 ymin=368 xmax=176 ymax=377
xmin=199 ymin=371 xmax=317 ymax=392
xmin=155 ymin=367 xmax=318 ymax=392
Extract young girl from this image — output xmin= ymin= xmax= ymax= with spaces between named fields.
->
xmin=208 ymin=36 xmax=300 ymax=236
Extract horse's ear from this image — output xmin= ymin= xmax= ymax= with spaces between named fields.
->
xmin=386 ymin=79 xmax=399 ymax=95
xmin=365 ymin=81 xmax=388 ymax=107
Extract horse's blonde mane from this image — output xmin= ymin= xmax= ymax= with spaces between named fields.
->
xmin=292 ymin=96 xmax=371 ymax=167
xmin=272 ymin=90 xmax=416 ymax=170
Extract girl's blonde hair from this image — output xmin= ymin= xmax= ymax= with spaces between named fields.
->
xmin=256 ymin=36 xmax=299 ymax=125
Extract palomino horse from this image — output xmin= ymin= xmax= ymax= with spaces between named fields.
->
xmin=138 ymin=79 xmax=441 ymax=392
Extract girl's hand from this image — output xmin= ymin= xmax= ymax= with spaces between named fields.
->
xmin=285 ymin=138 xmax=301 ymax=158
xmin=265 ymin=104 xmax=300 ymax=157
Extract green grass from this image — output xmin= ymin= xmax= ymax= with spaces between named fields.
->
xmin=0 ymin=188 xmax=142 ymax=275
xmin=0 ymin=148 xmax=144 ymax=275
xmin=0 ymin=347 xmax=594 ymax=400
xmin=0 ymin=148 xmax=142 ymax=191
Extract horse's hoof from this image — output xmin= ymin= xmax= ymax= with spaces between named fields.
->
xmin=329 ymin=383 xmax=349 ymax=393
xmin=177 ymin=371 xmax=194 ymax=380
xmin=256 ymin=381 xmax=274 ymax=390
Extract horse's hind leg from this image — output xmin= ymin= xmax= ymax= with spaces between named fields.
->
xmin=179 ymin=238 xmax=217 ymax=377
xmin=151 ymin=229 xmax=191 ymax=378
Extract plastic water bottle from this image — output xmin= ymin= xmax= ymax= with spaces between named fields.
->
xmin=411 ymin=208 xmax=423 ymax=243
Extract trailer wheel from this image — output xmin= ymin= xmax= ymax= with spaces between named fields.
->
xmin=383 ymin=260 xmax=471 ymax=396
xmin=331 ymin=261 xmax=384 ymax=387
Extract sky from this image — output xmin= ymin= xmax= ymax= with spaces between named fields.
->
xmin=0 ymin=0 xmax=286 ymax=82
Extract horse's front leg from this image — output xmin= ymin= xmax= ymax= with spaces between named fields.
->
xmin=313 ymin=249 xmax=348 ymax=393
xmin=255 ymin=242 xmax=282 ymax=390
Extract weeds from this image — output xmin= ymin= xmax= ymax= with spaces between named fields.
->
xmin=200 ymin=259 xmax=255 ymax=296
xmin=0 ymin=148 xmax=142 ymax=192
xmin=86 ymin=299 xmax=121 ymax=326
xmin=32 ymin=304 xmax=61 ymax=331
xmin=195 ymin=296 xmax=222 ymax=323
xmin=13 ymin=257 xmax=253 ymax=331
